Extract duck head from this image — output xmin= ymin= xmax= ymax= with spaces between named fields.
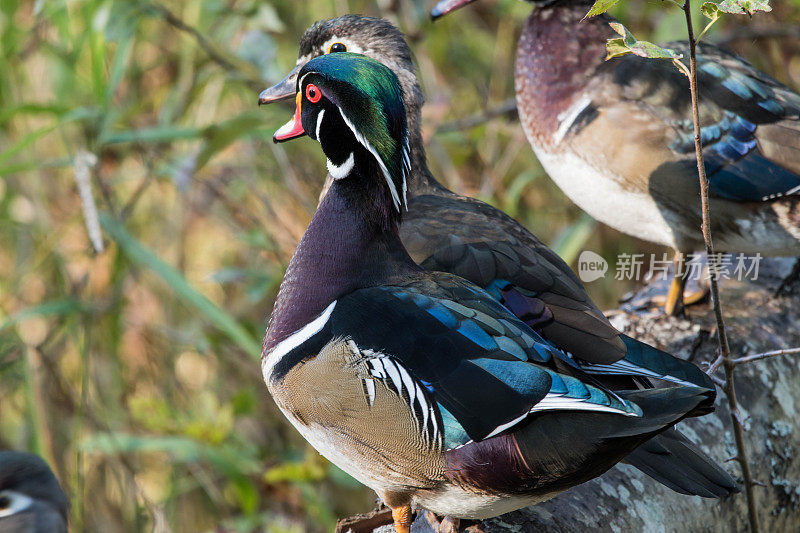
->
xmin=273 ymin=53 xmax=411 ymax=213
xmin=258 ymin=16 xmax=420 ymax=112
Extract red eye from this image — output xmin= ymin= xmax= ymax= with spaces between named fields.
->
xmin=305 ymin=84 xmax=321 ymax=103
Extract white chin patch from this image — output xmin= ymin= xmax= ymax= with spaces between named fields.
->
xmin=327 ymin=152 xmax=355 ymax=180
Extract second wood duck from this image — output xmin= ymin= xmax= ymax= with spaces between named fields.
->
xmin=432 ymin=0 xmax=800 ymax=315
xmin=0 ymin=451 xmax=69 ymax=533
xmin=263 ymin=52 xmax=729 ymax=533
xmin=259 ymin=15 xmax=738 ymax=500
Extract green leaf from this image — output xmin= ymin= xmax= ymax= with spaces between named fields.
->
xmin=701 ymin=1 xmax=722 ymax=20
xmin=0 ymin=299 xmax=85 ymax=333
xmin=99 ymin=125 xmax=203 ymax=145
xmin=584 ymin=0 xmax=619 ymax=19
xmin=195 ymin=112 xmax=266 ymax=171
xmin=606 ymin=23 xmax=684 ymax=61
xmin=81 ymin=433 xmax=261 ymax=476
xmin=717 ymin=0 xmax=771 ymax=15
xmin=100 ymin=213 xmax=262 ymax=358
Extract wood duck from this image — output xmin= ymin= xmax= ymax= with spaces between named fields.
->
xmin=263 ymin=52 xmax=732 ymax=532
xmin=259 ymin=16 xmax=738 ymax=503
xmin=432 ymin=0 xmax=800 ymax=315
xmin=0 ymin=451 xmax=69 ymax=533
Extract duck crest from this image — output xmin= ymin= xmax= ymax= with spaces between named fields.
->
xmin=515 ymin=2 xmax=612 ymax=150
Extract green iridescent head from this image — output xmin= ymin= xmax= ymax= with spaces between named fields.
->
xmin=274 ymin=52 xmax=411 ymax=212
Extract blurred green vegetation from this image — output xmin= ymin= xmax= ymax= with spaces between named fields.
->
xmin=0 ymin=0 xmax=798 ymax=531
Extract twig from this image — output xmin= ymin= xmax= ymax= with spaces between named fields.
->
xmin=682 ymin=2 xmax=758 ymax=531
xmin=435 ymin=98 xmax=518 ymax=133
xmin=140 ymin=2 xmax=262 ymax=91
xmin=730 ymin=347 xmax=800 ymax=366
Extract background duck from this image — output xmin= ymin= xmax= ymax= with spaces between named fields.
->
xmin=263 ymin=51 xmax=729 ymax=533
xmin=0 ymin=451 xmax=69 ymax=533
xmin=432 ymin=0 xmax=800 ymax=315
xmin=259 ymin=16 xmax=738 ymax=501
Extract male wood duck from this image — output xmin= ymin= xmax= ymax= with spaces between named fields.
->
xmin=259 ymin=16 xmax=738 ymax=505
xmin=0 ymin=451 xmax=69 ymax=533
xmin=263 ymin=52 xmax=732 ymax=532
xmin=432 ymin=0 xmax=800 ymax=315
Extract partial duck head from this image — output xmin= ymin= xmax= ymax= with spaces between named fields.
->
xmin=258 ymin=16 xmax=421 ymax=117
xmin=431 ymin=0 xmax=582 ymax=18
xmin=274 ymin=52 xmax=411 ymax=213
xmin=0 ymin=451 xmax=69 ymax=532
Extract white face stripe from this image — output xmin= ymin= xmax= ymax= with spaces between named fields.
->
xmin=315 ymin=109 xmax=325 ymax=141
xmin=262 ymin=300 xmax=337 ymax=383
xmin=327 ymin=153 xmax=354 ymax=180
xmin=338 ymin=108 xmax=403 ymax=211
xmin=0 ymin=490 xmax=34 ymax=518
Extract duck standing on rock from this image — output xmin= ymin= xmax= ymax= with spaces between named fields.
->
xmin=259 ymin=16 xmax=738 ymax=505
xmin=433 ymin=0 xmax=800 ymax=315
xmin=262 ymin=52 xmax=733 ymax=532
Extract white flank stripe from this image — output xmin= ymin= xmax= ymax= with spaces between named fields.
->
xmin=529 ymin=393 xmax=637 ymax=416
xmin=370 ymin=358 xmax=387 ymax=379
xmin=262 ymin=300 xmax=337 ymax=384
xmin=316 ymin=109 xmax=325 ymax=141
xmin=338 ymin=109 xmax=402 ymax=211
xmin=553 ymin=94 xmax=592 ymax=145
xmin=483 ymin=391 xmax=638 ymax=440
xmin=398 ymin=364 xmax=417 ymax=406
xmin=484 ymin=412 xmax=530 ymax=440
xmin=383 ymin=359 xmax=404 ymax=395
xmin=365 ymin=379 xmax=376 ymax=406
xmin=579 ymin=360 xmax=698 ymax=388
xmin=430 ymin=404 xmax=440 ymax=448
xmin=327 ymin=152 xmax=354 ymax=180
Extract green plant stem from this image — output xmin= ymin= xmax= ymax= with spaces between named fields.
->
xmin=681 ymin=2 xmax=759 ymax=531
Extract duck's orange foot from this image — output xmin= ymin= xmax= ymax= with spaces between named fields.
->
xmin=391 ymin=504 xmax=414 ymax=533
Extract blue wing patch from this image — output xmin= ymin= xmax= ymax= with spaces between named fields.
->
xmin=671 ymin=110 xmax=800 ymax=201
xmin=389 ymin=286 xmax=549 ymax=363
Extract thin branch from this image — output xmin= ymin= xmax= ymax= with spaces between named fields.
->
xmin=682 ymin=2 xmax=759 ymax=531
xmin=140 ymin=2 xmax=263 ymax=91
xmin=730 ymin=347 xmax=800 ymax=366
xmin=435 ymin=98 xmax=518 ymax=133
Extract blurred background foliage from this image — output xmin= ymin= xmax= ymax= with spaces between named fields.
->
xmin=0 ymin=0 xmax=799 ymax=531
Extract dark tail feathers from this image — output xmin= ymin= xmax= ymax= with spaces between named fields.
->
xmin=625 ymin=428 xmax=739 ymax=497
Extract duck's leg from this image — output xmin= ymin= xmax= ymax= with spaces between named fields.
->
xmin=424 ymin=511 xmax=461 ymax=532
xmin=776 ymin=257 xmax=800 ymax=295
xmin=664 ymin=252 xmax=687 ymax=316
xmin=391 ymin=504 xmax=413 ymax=533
